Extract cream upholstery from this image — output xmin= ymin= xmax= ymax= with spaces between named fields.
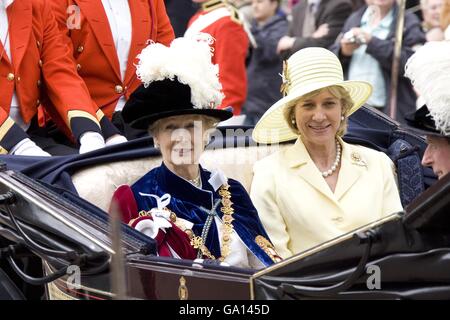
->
xmin=71 ymin=144 xmax=290 ymax=212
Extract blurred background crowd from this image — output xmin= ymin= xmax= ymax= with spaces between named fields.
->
xmin=165 ymin=0 xmax=450 ymax=126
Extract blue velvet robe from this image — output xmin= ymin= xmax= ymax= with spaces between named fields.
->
xmin=130 ymin=162 xmax=275 ymax=267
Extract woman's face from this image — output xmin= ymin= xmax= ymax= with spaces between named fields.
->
xmin=372 ymin=0 xmax=395 ymax=10
xmin=153 ymin=115 xmax=210 ymax=168
xmin=294 ymin=89 xmax=343 ymax=147
xmin=423 ymin=0 xmax=443 ymax=28
xmin=251 ymin=0 xmax=278 ymax=23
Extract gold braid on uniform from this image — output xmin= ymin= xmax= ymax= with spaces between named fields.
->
xmin=188 ymin=183 xmax=235 ymax=261
xmin=202 ymin=0 xmax=242 ymax=25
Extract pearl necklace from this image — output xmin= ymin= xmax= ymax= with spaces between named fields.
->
xmin=321 ymin=139 xmax=341 ymax=178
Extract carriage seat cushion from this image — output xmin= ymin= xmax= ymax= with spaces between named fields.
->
xmin=71 ymin=145 xmax=288 ymax=212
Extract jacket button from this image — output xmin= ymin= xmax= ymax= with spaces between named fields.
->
xmin=77 ymin=64 xmax=81 ymax=71
xmin=36 ymin=40 xmax=41 ymax=47
xmin=115 ymin=85 xmax=124 ymax=94
xmin=6 ymin=73 xmax=14 ymax=81
xmin=36 ymin=99 xmax=40 ymax=106
xmin=39 ymin=59 xmax=43 ymax=67
xmin=77 ymin=45 xmax=84 ymax=53
xmin=37 ymin=80 xmax=41 ymax=87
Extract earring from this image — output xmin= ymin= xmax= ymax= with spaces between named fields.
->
xmin=291 ymin=118 xmax=296 ymax=126
xmin=341 ymin=115 xmax=345 ymax=121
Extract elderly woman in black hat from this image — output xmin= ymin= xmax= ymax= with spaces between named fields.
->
xmin=111 ymin=36 xmax=281 ymax=268
xmin=404 ymin=41 xmax=450 ymax=180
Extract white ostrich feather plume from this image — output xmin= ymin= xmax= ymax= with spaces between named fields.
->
xmin=405 ymin=41 xmax=450 ymax=135
xmin=135 ymin=33 xmax=224 ymax=109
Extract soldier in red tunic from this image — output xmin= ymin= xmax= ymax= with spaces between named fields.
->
xmin=0 ymin=0 xmax=119 ymax=155
xmin=186 ymin=0 xmax=249 ymax=115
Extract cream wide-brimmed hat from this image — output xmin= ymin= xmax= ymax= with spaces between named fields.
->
xmin=252 ymin=47 xmax=373 ymax=144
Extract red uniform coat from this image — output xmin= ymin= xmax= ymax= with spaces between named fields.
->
xmin=0 ymin=0 xmax=103 ymax=154
xmin=49 ymin=0 xmax=175 ymax=119
xmin=187 ymin=0 xmax=248 ymax=115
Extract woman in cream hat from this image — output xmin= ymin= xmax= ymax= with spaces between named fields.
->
xmin=250 ymin=47 xmax=403 ymax=259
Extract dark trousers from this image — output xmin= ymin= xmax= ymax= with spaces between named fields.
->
xmin=31 ymin=112 xmax=148 ymax=155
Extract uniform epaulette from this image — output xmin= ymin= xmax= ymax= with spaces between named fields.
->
xmin=202 ymin=0 xmax=226 ymax=12
xmin=202 ymin=0 xmax=243 ymax=25
xmin=227 ymin=4 xmax=243 ymax=25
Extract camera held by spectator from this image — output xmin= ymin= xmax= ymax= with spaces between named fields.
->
xmin=343 ymin=29 xmax=367 ymax=45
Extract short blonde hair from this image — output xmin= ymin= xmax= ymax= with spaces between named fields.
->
xmin=283 ymin=85 xmax=354 ymax=138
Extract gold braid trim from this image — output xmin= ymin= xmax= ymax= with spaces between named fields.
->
xmin=188 ymin=183 xmax=235 ymax=261
xmin=202 ymin=0 xmax=225 ymax=12
xmin=255 ymin=235 xmax=283 ymax=263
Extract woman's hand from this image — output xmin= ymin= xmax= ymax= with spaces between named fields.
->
xmin=351 ymin=28 xmax=372 ymax=44
xmin=340 ymin=38 xmax=360 ymax=57
xmin=340 ymin=28 xmax=371 ymax=57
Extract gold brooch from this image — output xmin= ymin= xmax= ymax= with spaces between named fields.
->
xmin=351 ymin=152 xmax=367 ymax=167
xmin=279 ymin=60 xmax=291 ymax=97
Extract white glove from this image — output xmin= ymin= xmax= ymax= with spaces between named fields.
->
xmin=10 ymin=138 xmax=51 ymax=157
xmin=105 ymin=134 xmax=127 ymax=147
xmin=79 ymin=131 xmax=105 ymax=154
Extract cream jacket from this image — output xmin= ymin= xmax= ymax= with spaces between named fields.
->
xmin=250 ymin=138 xmax=403 ymax=259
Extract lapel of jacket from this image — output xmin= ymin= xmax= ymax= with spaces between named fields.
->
xmin=8 ymin=0 xmax=32 ymax=72
xmin=76 ymin=0 xmax=121 ymax=80
xmin=334 ymin=137 xmax=365 ymax=201
xmin=286 ymin=138 xmax=337 ymax=202
xmin=124 ymin=0 xmax=151 ymax=86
